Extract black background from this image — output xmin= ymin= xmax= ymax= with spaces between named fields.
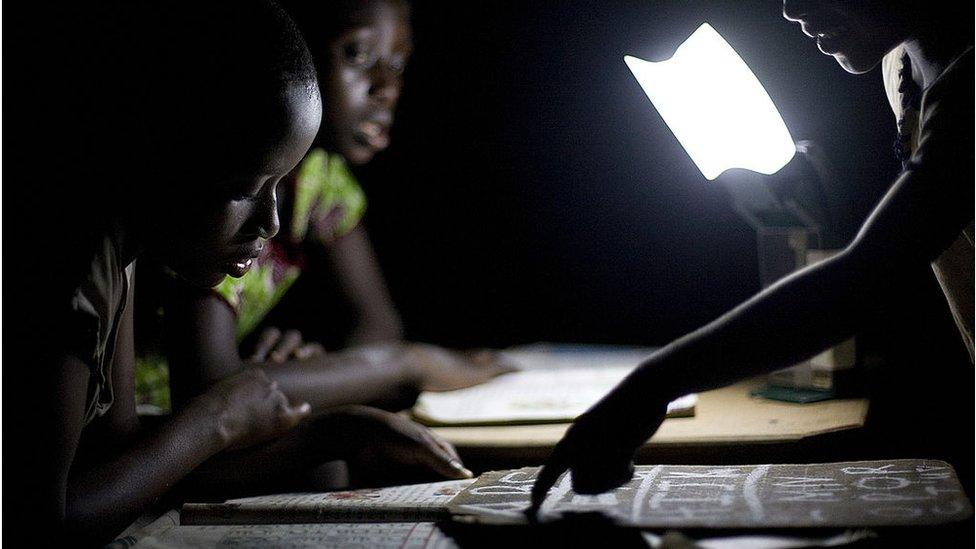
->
xmin=348 ymin=1 xmax=976 ymax=479
xmin=355 ymin=0 xmax=905 ymax=348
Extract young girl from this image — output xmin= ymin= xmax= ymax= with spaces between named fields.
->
xmin=14 ymin=2 xmax=467 ymax=544
xmin=532 ymin=0 xmax=972 ymax=506
xmin=162 ymin=0 xmax=511 ymax=425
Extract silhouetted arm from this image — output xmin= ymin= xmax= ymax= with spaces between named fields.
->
xmin=532 ymin=52 xmax=974 ymax=507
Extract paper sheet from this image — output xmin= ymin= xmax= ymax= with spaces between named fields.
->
xmin=181 ymin=480 xmax=474 ymax=525
xmin=414 ymin=349 xmax=695 ymax=425
xmin=228 ymin=479 xmax=472 ymax=507
xmin=132 ymin=522 xmax=457 ymax=549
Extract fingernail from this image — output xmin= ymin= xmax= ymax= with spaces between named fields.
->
xmin=451 ymin=460 xmax=474 ymax=478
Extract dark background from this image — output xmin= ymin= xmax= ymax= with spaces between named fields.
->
xmin=349 ymin=0 xmax=976 ymax=476
xmin=355 ymin=0 xmax=905 ymax=348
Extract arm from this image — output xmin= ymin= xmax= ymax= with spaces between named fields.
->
xmin=320 ymin=224 xmax=404 ymax=345
xmin=532 ymin=60 xmax=974 ymax=505
xmin=635 ymin=53 xmax=973 ymax=404
xmin=167 ymin=290 xmax=512 ymax=412
xmin=36 ymin=281 xmax=310 ymax=543
xmin=165 ymin=289 xmax=419 ymax=411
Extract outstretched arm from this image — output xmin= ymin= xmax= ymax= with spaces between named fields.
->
xmin=166 ymin=287 xmax=512 ymax=412
xmin=166 ymin=291 xmax=418 ymax=411
xmin=532 ymin=57 xmax=974 ymax=507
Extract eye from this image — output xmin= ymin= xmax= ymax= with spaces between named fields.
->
xmin=219 ymin=179 xmax=265 ymax=202
xmin=389 ymin=54 xmax=408 ymax=76
xmin=342 ymin=42 xmax=374 ymax=68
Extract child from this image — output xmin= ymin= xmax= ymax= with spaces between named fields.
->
xmin=161 ymin=0 xmax=512 ymax=420
xmin=532 ymin=0 xmax=973 ymax=507
xmin=13 ymin=2 xmax=467 ymax=544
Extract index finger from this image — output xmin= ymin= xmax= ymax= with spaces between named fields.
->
xmin=413 ymin=431 xmax=474 ymax=479
xmin=250 ymin=327 xmax=281 ymax=362
xmin=529 ymin=448 xmax=570 ymax=517
xmin=270 ymin=330 xmax=303 ymax=363
xmin=468 ymin=350 xmax=518 ymax=374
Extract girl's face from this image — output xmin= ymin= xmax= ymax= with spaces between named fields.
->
xmin=144 ymin=83 xmax=322 ymax=287
xmin=318 ymin=0 xmax=413 ymax=165
xmin=782 ymin=0 xmax=912 ymax=74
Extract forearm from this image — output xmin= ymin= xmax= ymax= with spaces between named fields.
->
xmin=325 ymin=226 xmax=404 ymax=344
xmin=65 ymin=396 xmax=227 ymax=540
xmin=628 ymin=247 xmax=881 ymax=403
xmin=263 ymin=345 xmax=417 ymax=412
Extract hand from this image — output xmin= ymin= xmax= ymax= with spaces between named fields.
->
xmin=328 ymin=406 xmax=474 ymax=484
xmin=199 ymin=368 xmax=312 ymax=450
xmin=402 ymin=343 xmax=517 ymax=392
xmin=530 ymin=389 xmax=668 ymax=513
xmin=248 ymin=327 xmax=326 ymax=364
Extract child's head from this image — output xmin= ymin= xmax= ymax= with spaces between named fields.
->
xmin=782 ymin=1 xmax=921 ymax=74
xmin=283 ymin=0 xmax=413 ymax=166
xmin=125 ymin=0 xmax=322 ymax=286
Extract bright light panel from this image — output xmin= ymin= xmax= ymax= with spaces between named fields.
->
xmin=624 ymin=23 xmax=795 ymax=180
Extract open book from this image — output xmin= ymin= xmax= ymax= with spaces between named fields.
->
xmin=413 ymin=346 xmax=695 ymax=426
xmin=181 ymin=479 xmax=473 ymax=525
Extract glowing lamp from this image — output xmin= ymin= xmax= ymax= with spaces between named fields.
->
xmin=624 ymin=23 xmax=795 ymax=180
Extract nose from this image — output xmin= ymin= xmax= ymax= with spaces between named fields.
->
xmin=250 ymin=183 xmax=280 ymax=240
xmin=782 ymin=0 xmax=812 ymax=22
xmin=368 ymin=64 xmax=401 ymax=107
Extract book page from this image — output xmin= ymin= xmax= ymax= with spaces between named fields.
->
xmin=181 ymin=480 xmax=473 ymax=525
xmin=228 ymin=479 xmax=472 ymax=507
xmin=413 ymin=350 xmax=696 ymax=425
xmin=448 ymin=460 xmax=973 ymax=528
xmin=132 ymin=522 xmax=457 ymax=549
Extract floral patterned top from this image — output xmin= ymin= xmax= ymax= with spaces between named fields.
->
xmin=214 ymin=149 xmax=367 ymax=339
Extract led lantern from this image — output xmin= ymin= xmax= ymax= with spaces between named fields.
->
xmin=624 ymin=23 xmax=795 ymax=180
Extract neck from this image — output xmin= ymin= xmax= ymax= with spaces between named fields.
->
xmin=903 ymin=32 xmax=970 ymax=89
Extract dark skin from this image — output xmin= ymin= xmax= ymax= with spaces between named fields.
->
xmin=307 ymin=0 xmax=415 ymax=348
xmin=166 ymin=0 xmax=507 ymax=489
xmin=532 ymin=0 xmax=973 ymax=511
xmin=38 ymin=82 xmax=322 ymax=544
xmin=248 ymin=0 xmax=414 ymax=357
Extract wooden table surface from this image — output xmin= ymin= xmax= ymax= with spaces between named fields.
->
xmin=431 ymin=378 xmax=869 ymax=451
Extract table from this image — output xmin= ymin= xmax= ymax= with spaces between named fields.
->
xmin=431 ymin=377 xmax=870 ymax=468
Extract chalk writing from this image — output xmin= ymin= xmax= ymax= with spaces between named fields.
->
xmin=448 ymin=460 xmax=972 ymax=528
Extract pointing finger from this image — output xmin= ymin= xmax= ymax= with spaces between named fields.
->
xmin=530 ymin=446 xmax=570 ymax=515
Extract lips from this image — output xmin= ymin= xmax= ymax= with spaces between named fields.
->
xmin=354 ymin=119 xmax=391 ymax=151
xmin=223 ymin=245 xmax=262 ymax=277
xmin=800 ymin=19 xmax=850 ymax=55
xmin=815 ymin=27 xmax=849 ymax=55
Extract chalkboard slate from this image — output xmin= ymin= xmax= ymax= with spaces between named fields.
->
xmin=448 ymin=460 xmax=972 ymax=528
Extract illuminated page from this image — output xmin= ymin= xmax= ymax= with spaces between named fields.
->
xmin=181 ymin=480 xmax=473 ymax=525
xmin=413 ymin=348 xmax=695 ymax=426
xmin=133 ymin=522 xmax=456 ymax=549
